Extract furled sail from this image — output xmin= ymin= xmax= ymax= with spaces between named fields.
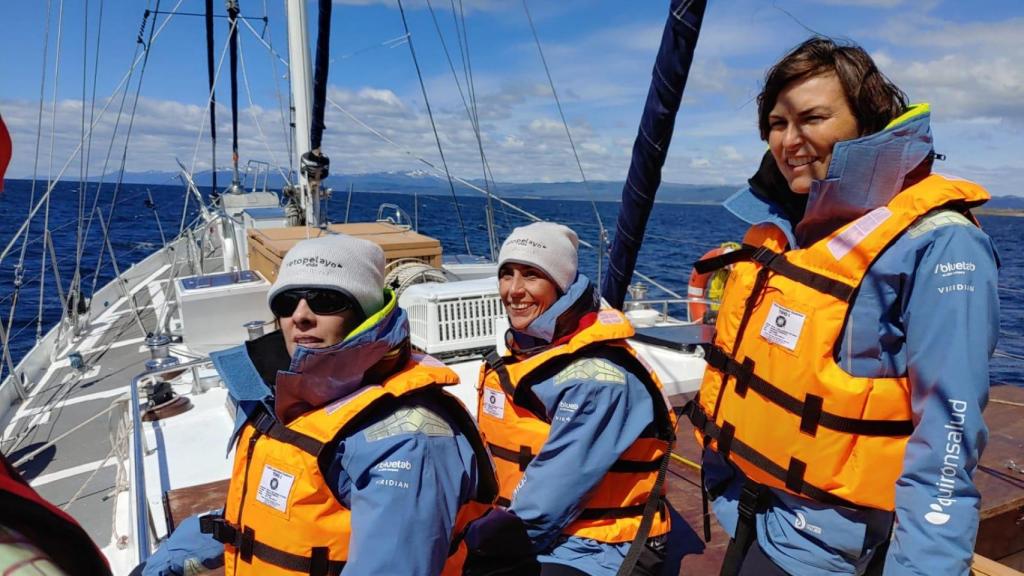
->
xmin=601 ymin=0 xmax=707 ymax=308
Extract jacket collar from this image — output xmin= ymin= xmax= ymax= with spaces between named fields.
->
xmin=274 ymin=288 xmax=409 ymax=423
xmin=725 ymin=104 xmax=934 ymax=248
xmin=798 ymin=104 xmax=934 ymax=246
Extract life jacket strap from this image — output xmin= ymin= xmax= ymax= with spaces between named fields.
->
xmin=694 ymin=244 xmax=856 ymax=302
xmin=685 ymin=401 xmax=859 ymax=509
xmin=719 ymin=480 xmax=771 ymax=576
xmin=494 ymin=497 xmax=666 ymax=522
xmin=252 ymin=408 xmax=325 ymax=456
xmin=484 ymin=350 xmax=517 ymax=398
xmin=693 ymin=245 xmax=757 ymax=275
xmin=488 ymin=441 xmax=663 ymax=474
xmin=200 ymin=513 xmax=345 ymax=576
xmin=487 ymin=442 xmax=534 ymax=472
xmin=703 ymin=346 xmax=914 ymax=437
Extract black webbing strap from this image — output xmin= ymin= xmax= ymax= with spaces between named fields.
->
xmin=693 ymin=245 xmax=757 ymax=275
xmin=487 ymin=442 xmax=534 ymax=472
xmin=694 ymin=244 xmax=856 ymax=302
xmin=719 ymin=480 xmax=770 ymax=576
xmin=686 ymin=403 xmax=860 ymax=509
xmin=488 ymin=441 xmax=661 ymax=474
xmin=484 ymin=350 xmax=517 ymax=398
xmin=252 ymin=409 xmax=325 ymax=456
xmin=616 ymin=436 xmax=675 ymax=576
xmin=201 ymin=515 xmax=345 ymax=576
xmin=748 ymin=246 xmax=855 ymax=302
xmin=703 ymin=346 xmax=914 ymax=437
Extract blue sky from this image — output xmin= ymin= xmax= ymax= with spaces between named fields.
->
xmin=2 ymin=0 xmax=1023 ymax=195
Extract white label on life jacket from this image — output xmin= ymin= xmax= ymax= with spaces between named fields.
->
xmin=827 ymin=206 xmax=892 ymax=261
xmin=760 ymin=302 xmax=806 ymax=351
xmin=256 ymin=465 xmax=296 ymax=513
xmin=482 ymin=387 xmax=505 ymax=419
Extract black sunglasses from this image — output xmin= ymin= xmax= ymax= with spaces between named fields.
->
xmin=270 ymin=288 xmax=354 ymax=318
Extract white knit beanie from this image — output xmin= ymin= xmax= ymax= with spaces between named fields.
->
xmin=267 ymin=234 xmax=385 ymax=317
xmin=498 ymin=222 xmax=579 ymax=292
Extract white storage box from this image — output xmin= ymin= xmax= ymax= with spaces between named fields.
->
xmin=174 ymin=270 xmax=274 ymax=354
xmin=400 ymin=278 xmax=505 ymax=356
xmin=241 ymin=207 xmax=288 ymax=230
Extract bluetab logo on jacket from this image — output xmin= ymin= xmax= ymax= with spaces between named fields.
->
xmin=375 ymin=459 xmax=413 ymax=473
xmin=934 ymin=261 xmax=976 ymax=277
xmin=925 ymin=399 xmax=968 ymax=526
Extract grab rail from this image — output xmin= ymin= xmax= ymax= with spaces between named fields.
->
xmin=129 ymin=357 xmax=213 ymax=565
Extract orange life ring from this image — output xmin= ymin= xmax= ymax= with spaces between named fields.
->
xmin=687 ymin=243 xmax=738 ymax=323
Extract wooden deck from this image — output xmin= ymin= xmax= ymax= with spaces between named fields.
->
xmin=668 ymin=384 xmax=1024 ymax=574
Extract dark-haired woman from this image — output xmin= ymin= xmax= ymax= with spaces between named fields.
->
xmin=686 ymin=37 xmax=999 ymax=575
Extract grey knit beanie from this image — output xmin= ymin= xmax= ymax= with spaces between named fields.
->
xmin=267 ymin=234 xmax=385 ymax=317
xmin=498 ymin=222 xmax=579 ymax=292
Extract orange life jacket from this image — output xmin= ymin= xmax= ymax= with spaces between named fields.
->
xmin=688 ymin=174 xmax=989 ymax=511
xmin=478 ymin=309 xmax=676 ymax=544
xmin=209 ymin=354 xmax=495 ymax=575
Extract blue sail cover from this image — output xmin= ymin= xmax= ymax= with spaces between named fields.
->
xmin=601 ymin=0 xmax=707 ymax=309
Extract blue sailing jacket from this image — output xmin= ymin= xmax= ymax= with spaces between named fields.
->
xmin=149 ymin=297 xmax=481 ymax=576
xmin=493 ymin=276 xmax=695 ymax=575
xmin=704 ymin=107 xmax=1000 ymax=575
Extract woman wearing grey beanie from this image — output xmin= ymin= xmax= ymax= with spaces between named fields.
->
xmin=140 ymin=233 xmax=496 ymax=576
xmin=465 ymin=222 xmax=689 ymax=576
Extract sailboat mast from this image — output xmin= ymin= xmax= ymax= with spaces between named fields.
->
xmin=285 ymin=0 xmax=319 ymax=225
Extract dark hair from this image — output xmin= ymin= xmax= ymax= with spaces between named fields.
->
xmin=757 ymin=37 xmax=908 ymax=140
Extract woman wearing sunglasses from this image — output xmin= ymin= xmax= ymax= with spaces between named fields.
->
xmin=464 ymin=223 xmax=685 ymax=576
xmin=142 ymin=234 xmax=495 ymax=576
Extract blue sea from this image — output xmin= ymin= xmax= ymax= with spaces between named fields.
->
xmin=1 ymin=179 xmax=1021 ymax=386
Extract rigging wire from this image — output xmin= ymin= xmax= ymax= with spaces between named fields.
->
xmin=75 ymin=0 xmax=107 ymax=314
xmin=453 ymin=0 xmax=503 ymax=257
xmin=522 ymin=0 xmax=607 ymax=288
xmin=186 ymin=14 xmax=236 ymax=211
xmin=75 ymin=0 xmax=90 ymax=318
xmin=0 ymin=0 xmax=185 ymax=269
xmin=261 ymin=0 xmax=293 ymax=179
xmin=39 ymin=0 xmax=67 ymax=341
xmin=396 ymin=0 xmax=473 ymax=256
xmin=237 ymin=35 xmax=293 ymax=185
xmin=424 ymin=0 xmax=496 ymax=258
xmin=5 ymin=0 xmax=54 ymax=369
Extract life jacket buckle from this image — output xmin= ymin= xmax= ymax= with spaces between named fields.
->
xmin=751 ymin=246 xmax=778 ymax=266
xmin=199 ymin=513 xmax=238 ymax=545
xmin=253 ymin=409 xmax=276 ymax=434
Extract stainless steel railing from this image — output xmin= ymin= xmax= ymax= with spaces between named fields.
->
xmin=128 ymin=357 xmax=214 ymax=565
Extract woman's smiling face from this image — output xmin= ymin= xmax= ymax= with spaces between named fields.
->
xmin=767 ymin=73 xmax=860 ymax=194
xmin=498 ymin=262 xmax=559 ymax=331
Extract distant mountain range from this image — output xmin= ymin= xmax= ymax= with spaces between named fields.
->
xmin=74 ymin=169 xmax=1024 ymax=208
xmin=86 ymin=169 xmax=738 ymax=204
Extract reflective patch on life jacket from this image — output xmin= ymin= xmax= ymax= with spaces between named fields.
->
xmin=554 ymin=358 xmax=626 ymax=386
xmin=363 ymin=405 xmax=454 ymax=441
xmin=827 ymin=206 xmax=892 ymax=261
xmin=597 ymin=310 xmax=625 ymax=325
xmin=907 ymin=209 xmax=972 ymax=238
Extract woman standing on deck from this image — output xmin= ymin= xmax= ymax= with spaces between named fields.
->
xmin=465 ymin=222 xmax=682 ymax=576
xmin=686 ymin=38 xmax=1000 ymax=575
